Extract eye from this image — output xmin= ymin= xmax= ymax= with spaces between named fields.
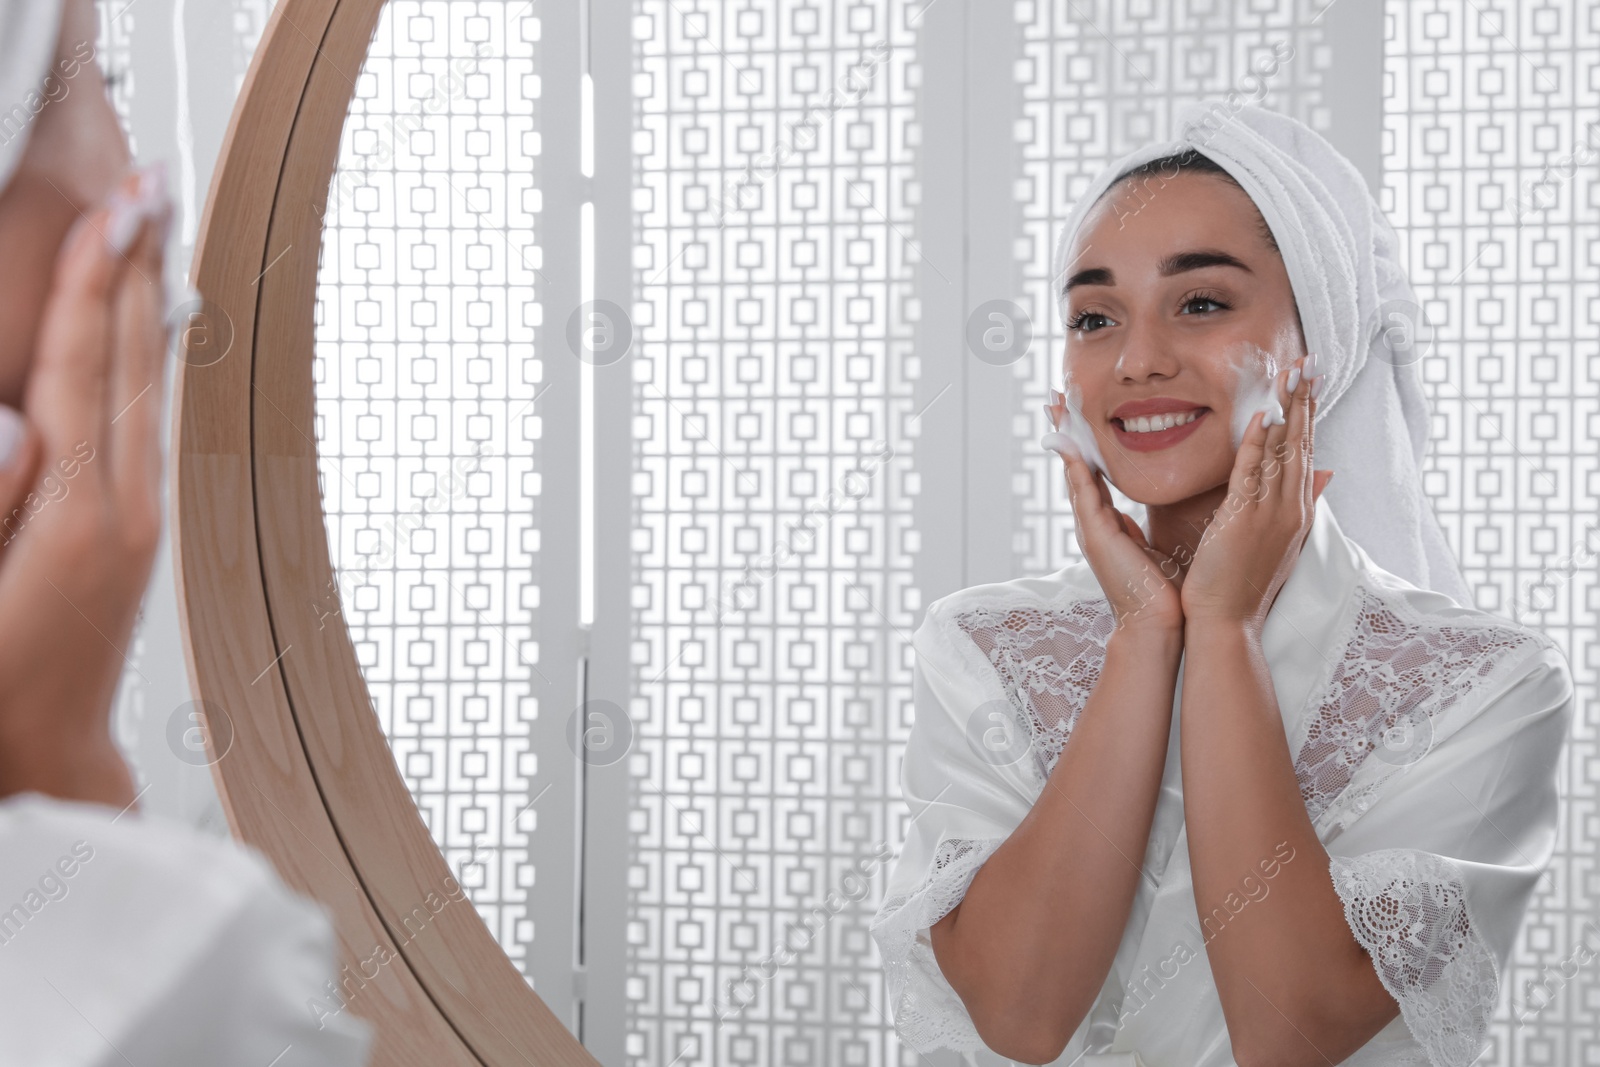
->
xmin=1065 ymin=309 xmax=1114 ymax=334
xmin=1179 ymin=290 xmax=1230 ymax=316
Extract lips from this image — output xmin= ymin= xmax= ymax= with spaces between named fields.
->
xmin=1117 ymin=409 xmax=1204 ymax=434
xmin=1050 ymin=389 xmax=1213 ymax=461
xmin=1110 ymin=405 xmax=1210 ymax=453
xmin=1110 ymin=396 xmax=1209 ymax=421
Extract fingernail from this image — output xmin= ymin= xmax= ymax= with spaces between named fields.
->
xmin=0 ymin=405 xmax=22 ymax=468
xmin=1304 ymin=351 xmax=1319 ymax=377
xmin=1287 ymin=365 xmax=1301 ymax=393
xmin=136 ymin=160 xmax=168 ymax=208
xmin=104 ymin=162 xmax=172 ymax=258
xmin=142 ymin=165 xmax=173 ymax=233
xmin=1042 ymin=403 xmax=1058 ymax=429
xmin=105 ymin=194 xmax=141 ymax=256
xmin=1309 ymin=374 xmax=1325 ymax=400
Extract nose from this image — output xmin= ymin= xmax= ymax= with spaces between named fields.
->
xmin=1112 ymin=319 xmax=1182 ymax=383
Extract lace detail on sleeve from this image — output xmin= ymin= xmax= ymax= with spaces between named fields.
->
xmin=869 ymin=837 xmax=1006 ymax=1054
xmin=952 ymin=596 xmax=1114 ymax=779
xmin=1292 ymin=585 xmax=1543 ymax=829
xmin=1329 ymin=849 xmax=1499 ymax=1067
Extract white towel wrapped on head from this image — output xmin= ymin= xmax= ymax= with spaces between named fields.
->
xmin=1050 ymin=100 xmax=1471 ymax=605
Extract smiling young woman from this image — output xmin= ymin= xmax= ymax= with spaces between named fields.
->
xmin=1050 ymin=150 xmax=1325 ymax=591
xmin=870 ymin=104 xmax=1574 ymax=1067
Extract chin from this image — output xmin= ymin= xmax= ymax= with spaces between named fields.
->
xmin=1108 ymin=463 xmax=1230 ymax=509
xmin=1113 ymin=479 xmax=1190 ymax=508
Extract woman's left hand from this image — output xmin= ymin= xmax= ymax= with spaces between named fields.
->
xmin=1180 ymin=352 xmax=1335 ymax=637
xmin=0 ymin=166 xmax=171 ymax=807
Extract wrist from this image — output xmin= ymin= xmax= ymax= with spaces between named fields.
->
xmin=0 ymin=732 xmax=136 ymax=809
xmin=1182 ymin=614 xmax=1265 ymax=649
xmin=1107 ymin=620 xmax=1185 ymax=661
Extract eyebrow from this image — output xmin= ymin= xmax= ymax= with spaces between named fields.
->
xmin=1061 ymin=248 xmax=1255 ymax=297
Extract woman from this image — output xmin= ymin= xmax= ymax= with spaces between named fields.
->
xmin=870 ymin=103 xmax=1574 ymax=1066
xmin=0 ymin=2 xmax=370 ymax=1063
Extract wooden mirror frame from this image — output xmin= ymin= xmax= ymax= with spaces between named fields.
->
xmin=172 ymin=2 xmax=594 ymax=1063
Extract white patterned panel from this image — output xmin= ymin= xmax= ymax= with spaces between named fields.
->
xmin=1011 ymin=0 xmax=1330 ymax=572
xmin=96 ymin=0 xmax=137 ymax=150
xmin=1383 ymin=3 xmax=1598 ymax=1062
xmin=231 ymin=0 xmax=277 ymax=95
xmin=630 ymin=2 xmax=921 ymax=1063
xmin=95 ymin=0 xmax=143 ymax=780
xmin=313 ymin=2 xmax=546 ymax=979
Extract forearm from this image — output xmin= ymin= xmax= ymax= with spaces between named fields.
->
xmin=933 ymin=624 xmax=1181 ymax=1061
xmin=1180 ymin=623 xmax=1397 ymax=1065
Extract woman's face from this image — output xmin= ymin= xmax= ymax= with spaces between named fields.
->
xmin=1060 ymin=169 xmax=1306 ymax=507
xmin=0 ymin=0 xmax=132 ymax=408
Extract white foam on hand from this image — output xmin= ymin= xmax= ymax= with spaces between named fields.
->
xmin=1040 ymin=383 xmax=1108 ymax=477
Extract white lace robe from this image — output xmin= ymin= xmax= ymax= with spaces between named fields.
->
xmin=870 ymin=503 xmax=1573 ymax=1067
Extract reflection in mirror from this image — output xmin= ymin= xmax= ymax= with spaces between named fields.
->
xmin=629 ymin=6 xmax=919 ymax=1062
xmin=314 ymin=0 xmax=548 ymax=996
xmin=312 ymin=1 xmax=925 ymax=1059
xmin=169 ymin=0 xmax=1597 ymax=1062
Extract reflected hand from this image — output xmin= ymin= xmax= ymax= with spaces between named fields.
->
xmin=1055 ymin=409 xmax=1184 ymax=634
xmin=1179 ymin=352 xmax=1333 ymax=638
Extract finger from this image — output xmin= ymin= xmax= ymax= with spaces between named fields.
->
xmin=1062 ymin=450 xmax=1098 ymax=556
xmin=1062 ymin=449 xmax=1099 ymax=525
xmin=1062 ymin=449 xmax=1120 ymax=545
xmin=1294 ymin=467 xmax=1335 ymax=557
xmin=1261 ymin=362 xmax=1294 ymax=500
xmin=1090 ymin=462 xmax=1116 ymax=511
xmin=1060 ymin=447 xmax=1085 ymax=514
xmin=1053 ymin=432 xmax=1088 ymax=501
xmin=109 ymin=166 xmax=173 ymax=530
xmin=0 ymin=406 xmax=41 ymax=558
xmin=1115 ymin=509 xmax=1147 ymax=547
xmin=1132 ymin=530 xmax=1180 ymax=583
xmin=1279 ymin=353 xmax=1313 ymax=505
xmin=25 ymin=173 xmax=141 ymax=484
xmin=1227 ymin=408 xmax=1270 ymax=511
xmin=1300 ymin=372 xmax=1317 ymax=512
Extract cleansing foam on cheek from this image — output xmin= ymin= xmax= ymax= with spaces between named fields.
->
xmin=1040 ymin=384 xmax=1108 ymax=476
xmin=1228 ymin=345 xmax=1286 ymax=451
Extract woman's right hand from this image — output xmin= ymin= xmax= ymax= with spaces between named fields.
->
xmin=1057 ymin=440 xmax=1185 ymax=635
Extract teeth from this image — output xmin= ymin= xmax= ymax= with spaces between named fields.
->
xmin=1121 ymin=409 xmax=1202 ymax=434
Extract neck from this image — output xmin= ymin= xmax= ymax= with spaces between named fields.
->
xmin=1145 ymin=482 xmax=1231 ymax=579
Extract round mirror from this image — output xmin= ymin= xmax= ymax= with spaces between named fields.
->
xmin=180 ymin=0 xmax=921 ymax=1063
